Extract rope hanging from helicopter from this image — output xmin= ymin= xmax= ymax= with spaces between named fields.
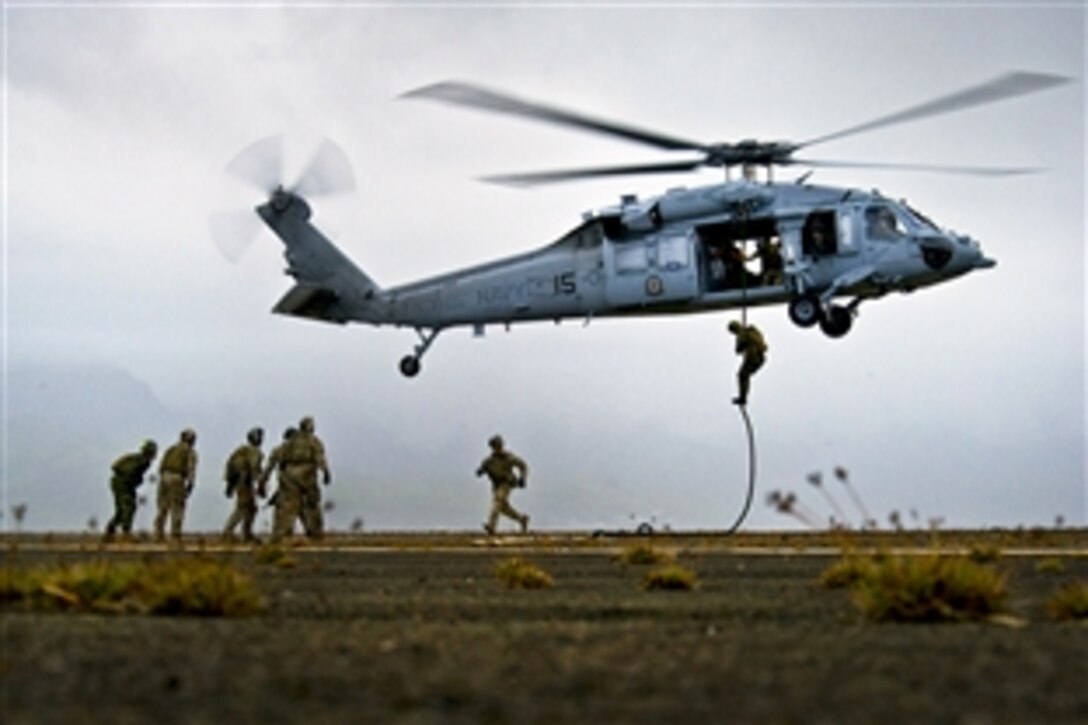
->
xmin=722 ymin=203 xmax=757 ymax=536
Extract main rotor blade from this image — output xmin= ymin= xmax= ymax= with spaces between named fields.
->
xmin=796 ymin=158 xmax=1041 ymax=176
xmin=225 ymin=135 xmax=284 ymax=194
xmin=481 ymin=159 xmax=708 ymax=187
xmin=799 ymin=71 xmax=1071 ymax=150
xmin=293 ymin=137 xmax=356 ymax=197
xmin=403 ymin=81 xmax=707 ymax=153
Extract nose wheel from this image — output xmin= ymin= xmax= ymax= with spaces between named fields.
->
xmin=399 ymin=328 xmax=441 ymax=378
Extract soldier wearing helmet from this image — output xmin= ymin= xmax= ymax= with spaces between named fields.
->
xmin=222 ymin=427 xmax=265 ymax=544
xmin=476 ymin=434 xmax=530 ymax=535
xmin=272 ymin=417 xmax=331 ymax=541
xmin=727 ymin=320 xmax=767 ymax=407
xmin=103 ymin=439 xmax=157 ymax=542
xmin=154 ymin=428 xmax=199 ymax=544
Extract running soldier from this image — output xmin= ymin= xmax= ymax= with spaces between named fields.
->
xmin=155 ymin=428 xmax=198 ymax=543
xmin=222 ymin=427 xmax=265 ymax=543
xmin=727 ymin=320 xmax=768 ymax=406
xmin=103 ymin=440 xmax=157 ymax=542
xmin=476 ymin=435 xmax=529 ymax=535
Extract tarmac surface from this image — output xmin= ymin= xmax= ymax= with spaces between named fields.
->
xmin=3 ymin=529 xmax=1087 ymax=723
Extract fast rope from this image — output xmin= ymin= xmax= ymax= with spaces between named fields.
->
xmin=723 ymin=403 xmax=757 ymax=535
xmin=723 ymin=220 xmax=757 ymax=536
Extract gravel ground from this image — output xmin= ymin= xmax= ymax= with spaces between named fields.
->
xmin=2 ymin=533 xmax=1087 ymax=723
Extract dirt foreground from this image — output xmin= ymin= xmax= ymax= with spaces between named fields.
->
xmin=3 ymin=530 xmax=1087 ymax=723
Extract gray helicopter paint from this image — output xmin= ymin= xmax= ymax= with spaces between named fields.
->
xmin=258 ymin=178 xmax=993 ymax=334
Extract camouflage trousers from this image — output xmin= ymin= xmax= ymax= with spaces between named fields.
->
xmin=299 ymin=474 xmax=324 ymax=540
xmin=223 ymin=482 xmax=259 ymax=541
xmin=271 ymin=467 xmax=305 ymax=542
xmin=736 ymin=352 xmax=766 ymax=404
xmin=106 ymin=479 xmax=138 ymax=535
xmin=155 ymin=472 xmax=188 ymax=540
xmin=487 ymin=483 xmax=527 ymax=533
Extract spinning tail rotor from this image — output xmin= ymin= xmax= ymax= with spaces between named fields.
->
xmin=209 ymin=136 xmax=356 ymax=261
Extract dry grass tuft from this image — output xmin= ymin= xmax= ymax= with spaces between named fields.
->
xmin=848 ymin=554 xmax=1007 ymax=623
xmin=1034 ymin=558 xmax=1065 ymax=575
xmin=0 ymin=558 xmax=263 ymax=616
xmin=617 ymin=544 xmax=674 ymax=566
xmin=820 ymin=556 xmax=877 ymax=590
xmin=1045 ymin=581 xmax=1088 ymax=621
xmin=494 ymin=557 xmax=554 ymax=590
xmin=642 ymin=564 xmax=698 ymax=592
xmin=253 ymin=544 xmax=297 ymax=569
xmin=967 ymin=544 xmax=1003 ymax=564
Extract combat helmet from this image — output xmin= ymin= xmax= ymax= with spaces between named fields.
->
xmin=141 ymin=439 xmax=158 ymax=456
xmin=180 ymin=428 xmax=197 ymax=444
xmin=299 ymin=416 xmax=315 ymax=433
xmin=488 ymin=435 xmax=504 ymax=450
xmin=247 ymin=427 xmax=263 ymax=446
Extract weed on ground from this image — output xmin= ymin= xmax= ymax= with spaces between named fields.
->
xmin=1 ymin=557 xmax=263 ymax=616
xmin=494 ymin=557 xmax=554 ymax=589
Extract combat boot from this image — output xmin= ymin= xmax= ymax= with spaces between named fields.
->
xmin=520 ymin=515 xmax=530 ymax=534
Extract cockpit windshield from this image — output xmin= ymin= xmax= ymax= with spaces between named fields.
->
xmin=864 ymin=205 xmax=907 ymax=240
xmin=902 ymin=203 xmax=941 ymax=232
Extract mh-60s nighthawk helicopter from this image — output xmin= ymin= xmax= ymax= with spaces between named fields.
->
xmin=212 ymin=71 xmax=1068 ymax=377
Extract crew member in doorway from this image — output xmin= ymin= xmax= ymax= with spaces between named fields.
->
xmin=727 ymin=320 xmax=768 ymax=406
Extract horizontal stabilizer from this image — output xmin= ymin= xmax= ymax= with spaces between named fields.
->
xmin=273 ymin=284 xmax=348 ymax=324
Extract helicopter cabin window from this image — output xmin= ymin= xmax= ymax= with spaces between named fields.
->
xmin=864 ymin=205 xmax=906 ymax=241
xmin=802 ymin=211 xmax=837 ymax=257
xmin=657 ymin=235 xmax=689 ymax=271
xmin=614 ymin=242 xmax=648 ymax=273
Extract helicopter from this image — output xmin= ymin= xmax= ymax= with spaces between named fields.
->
xmin=211 ymin=71 xmax=1068 ymax=377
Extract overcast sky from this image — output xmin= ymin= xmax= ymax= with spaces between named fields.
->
xmin=3 ymin=2 xmax=1084 ymax=534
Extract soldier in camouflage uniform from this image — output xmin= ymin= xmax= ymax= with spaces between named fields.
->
xmin=261 ymin=428 xmax=297 ymax=542
xmin=222 ymin=427 xmax=265 ymax=543
xmin=103 ymin=440 xmax=157 ymax=542
xmin=727 ymin=320 xmax=768 ymax=407
xmin=269 ymin=419 xmax=331 ymax=542
xmin=155 ymin=428 xmax=198 ymax=543
xmin=476 ymin=435 xmax=529 ymax=535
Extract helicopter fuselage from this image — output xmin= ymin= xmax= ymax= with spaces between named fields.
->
xmin=258 ymin=179 xmax=994 ymax=376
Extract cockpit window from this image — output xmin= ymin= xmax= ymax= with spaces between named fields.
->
xmin=864 ymin=205 xmax=906 ymax=240
xmin=904 ymin=203 xmax=940 ymax=231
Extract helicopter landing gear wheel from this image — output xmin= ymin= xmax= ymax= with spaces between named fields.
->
xmin=819 ymin=305 xmax=853 ymax=338
xmin=399 ymin=328 xmax=441 ymax=378
xmin=788 ymin=294 xmax=821 ymax=328
xmin=399 ymin=355 xmax=422 ymax=378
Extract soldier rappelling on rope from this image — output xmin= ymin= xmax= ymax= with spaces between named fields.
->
xmin=728 ymin=320 xmax=767 ymax=407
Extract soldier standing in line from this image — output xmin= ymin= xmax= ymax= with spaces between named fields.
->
xmin=293 ymin=416 xmax=332 ymax=540
xmin=103 ymin=440 xmax=157 ymax=542
xmin=262 ymin=427 xmax=298 ymax=542
xmin=476 ymin=435 xmax=529 ymax=535
xmin=222 ymin=427 xmax=265 ymax=544
xmin=727 ymin=320 xmax=768 ymax=407
xmin=155 ymin=428 xmax=198 ymax=543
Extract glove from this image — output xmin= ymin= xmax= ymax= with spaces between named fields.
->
xmin=185 ymin=483 xmax=194 ymax=498
xmin=323 ymin=470 xmax=332 ymax=486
